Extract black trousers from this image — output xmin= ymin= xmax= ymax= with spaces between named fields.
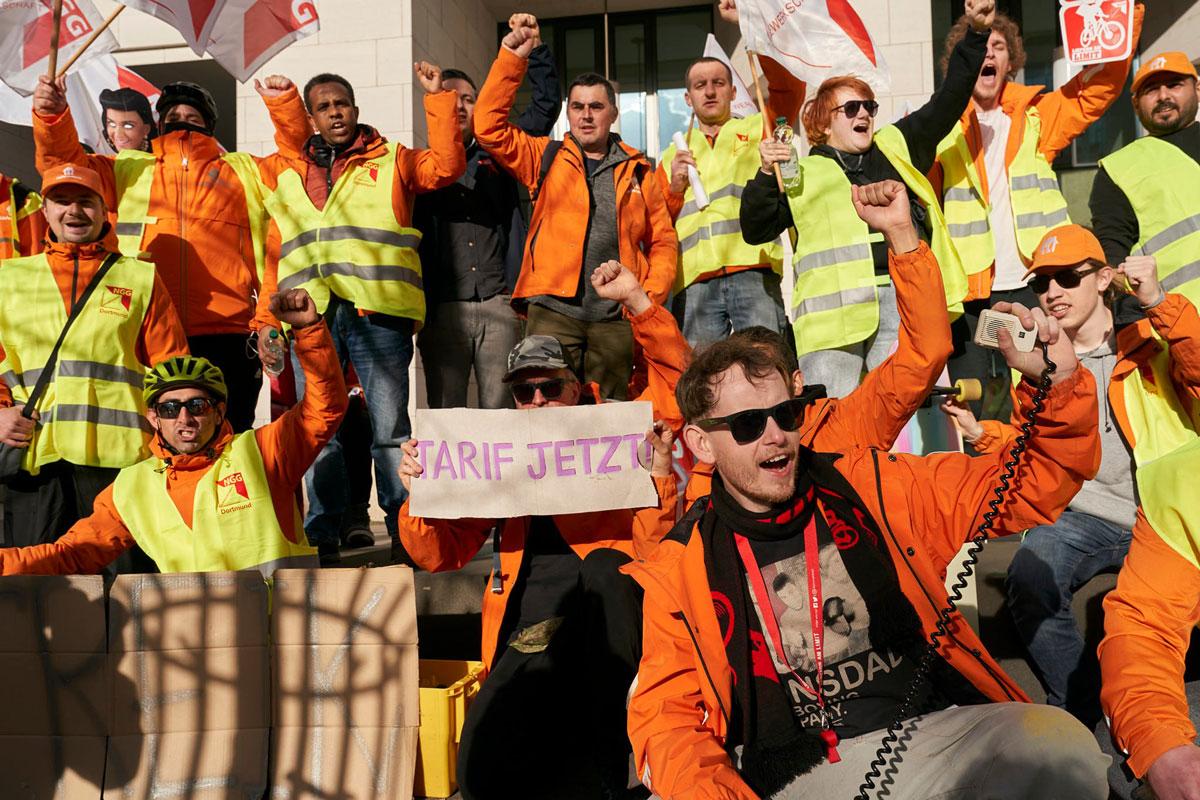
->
xmin=2 ymin=461 xmax=157 ymax=574
xmin=947 ymin=286 xmax=1040 ymax=424
xmin=188 ymin=333 xmax=260 ymax=433
xmin=457 ymin=548 xmax=645 ymax=800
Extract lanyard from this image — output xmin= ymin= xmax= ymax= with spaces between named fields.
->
xmin=735 ymin=504 xmax=841 ymax=763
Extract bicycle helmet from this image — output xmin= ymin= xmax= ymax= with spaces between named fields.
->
xmin=144 ymin=356 xmax=227 ymax=406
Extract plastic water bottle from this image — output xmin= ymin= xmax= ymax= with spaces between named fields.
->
xmin=263 ymin=328 xmax=286 ymax=377
xmin=773 ymin=116 xmax=799 ymax=185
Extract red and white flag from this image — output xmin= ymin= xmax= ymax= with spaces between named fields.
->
xmin=0 ymin=0 xmax=118 ymax=96
xmin=204 ymin=0 xmax=318 ymax=82
xmin=121 ymin=0 xmax=225 ymax=55
xmin=736 ymin=0 xmax=890 ymax=94
xmin=0 ymin=53 xmax=160 ymax=153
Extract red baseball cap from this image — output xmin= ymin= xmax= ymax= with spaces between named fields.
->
xmin=41 ymin=163 xmax=105 ymax=199
xmin=1132 ymin=52 xmax=1199 ymax=95
xmin=1023 ymin=225 xmax=1107 ymax=278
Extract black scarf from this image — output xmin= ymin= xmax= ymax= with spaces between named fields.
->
xmin=701 ymin=450 xmax=926 ymax=797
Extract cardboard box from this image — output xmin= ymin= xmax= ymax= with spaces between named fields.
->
xmin=108 ymin=572 xmax=269 ymax=653
xmin=0 ymin=735 xmax=106 ymax=799
xmin=272 ymin=566 xmax=417 ymax=647
xmin=271 ymin=725 xmax=418 ymax=800
xmin=0 ymin=652 xmax=110 ymax=736
xmin=104 ymin=729 xmax=269 ymax=799
xmin=112 ymin=646 xmax=269 ymax=735
xmin=0 ymin=575 xmax=106 ymax=653
xmin=274 ymin=643 xmax=419 ymax=730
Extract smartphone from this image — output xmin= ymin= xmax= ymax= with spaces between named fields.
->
xmin=974 ymin=309 xmax=1038 ymax=353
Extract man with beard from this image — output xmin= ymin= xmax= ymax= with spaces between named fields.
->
xmin=933 ymin=5 xmax=1142 ymax=421
xmin=626 ymin=182 xmax=1110 ymax=799
xmin=1091 ymin=52 xmax=1200 ymax=304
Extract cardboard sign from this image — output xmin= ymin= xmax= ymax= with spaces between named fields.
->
xmin=1060 ymin=0 xmax=1133 ymax=66
xmin=410 ymin=402 xmax=659 ymax=520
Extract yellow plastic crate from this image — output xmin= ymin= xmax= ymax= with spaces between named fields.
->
xmin=415 ymin=659 xmax=484 ymax=798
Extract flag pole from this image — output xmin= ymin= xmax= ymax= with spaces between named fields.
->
xmin=746 ymin=50 xmax=784 ymax=192
xmin=46 ymin=0 xmax=65 ymax=80
xmin=57 ymin=4 xmax=126 ymax=78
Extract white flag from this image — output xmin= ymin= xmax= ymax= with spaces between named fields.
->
xmin=121 ymin=0 xmax=227 ymax=55
xmin=0 ymin=53 xmax=160 ymax=154
xmin=737 ymin=0 xmax=890 ymax=95
xmin=702 ymin=34 xmax=758 ymax=119
xmin=0 ymin=0 xmax=117 ymax=96
xmin=204 ymin=0 xmax=319 ymax=82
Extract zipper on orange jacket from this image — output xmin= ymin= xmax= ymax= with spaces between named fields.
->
xmin=178 ymin=136 xmax=190 ymax=332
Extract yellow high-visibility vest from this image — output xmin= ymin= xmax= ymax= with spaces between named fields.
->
xmin=111 ymin=430 xmax=318 ymax=576
xmin=1100 ymin=137 xmax=1200 ymax=306
xmin=936 ymin=107 xmax=1072 ymax=275
xmin=659 ymin=115 xmax=783 ymax=291
xmin=113 ymin=149 xmax=268 ymax=280
xmin=783 ymin=125 xmax=968 ymax=356
xmin=0 ymin=252 xmax=155 ymax=474
xmin=264 ymin=143 xmax=425 ymax=324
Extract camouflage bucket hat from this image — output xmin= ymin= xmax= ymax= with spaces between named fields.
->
xmin=503 ymin=335 xmax=571 ymax=382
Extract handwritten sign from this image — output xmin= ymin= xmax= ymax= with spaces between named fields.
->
xmin=409 ymin=402 xmax=659 ymax=519
xmin=1060 ymin=0 xmax=1133 ymax=66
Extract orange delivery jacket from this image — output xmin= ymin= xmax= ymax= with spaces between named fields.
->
xmin=33 ymin=89 xmax=312 ymax=337
xmin=624 ymin=370 xmax=1102 ymax=798
xmin=473 ymin=46 xmax=678 ymax=308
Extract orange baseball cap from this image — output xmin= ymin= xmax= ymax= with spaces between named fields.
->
xmin=1132 ymin=52 xmax=1199 ymax=95
xmin=1023 ymin=225 xmax=1107 ymax=278
xmin=41 ymin=163 xmax=104 ymax=199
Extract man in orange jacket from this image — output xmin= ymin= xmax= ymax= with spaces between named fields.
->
xmin=252 ymin=64 xmax=465 ymax=565
xmin=626 ymin=185 xmax=1108 ymax=799
xmin=0 ymin=172 xmax=45 ymax=260
xmin=0 ymin=163 xmax=187 ymax=566
xmin=0 ymin=288 xmax=345 ymax=578
xmin=31 ymin=73 xmax=312 ymax=432
xmin=398 ymin=262 xmax=684 ymax=799
xmin=474 ymin=13 xmax=678 ymax=401
xmin=934 ymin=5 xmax=1142 ymax=422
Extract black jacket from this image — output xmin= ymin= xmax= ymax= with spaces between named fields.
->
xmin=415 ymin=44 xmax=561 ymax=301
xmin=739 ymin=28 xmax=989 ymax=274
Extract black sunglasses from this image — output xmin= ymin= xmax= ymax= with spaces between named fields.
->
xmin=154 ymin=397 xmax=217 ymax=419
xmin=512 ymin=378 xmax=568 ymax=404
xmin=833 ymin=99 xmax=879 ymax=118
xmin=697 ymin=395 xmax=817 ymax=445
xmin=1027 ymin=264 xmax=1103 ymax=294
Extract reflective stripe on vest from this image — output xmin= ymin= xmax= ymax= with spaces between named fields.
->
xmin=661 ymin=115 xmax=783 ymax=290
xmin=1101 ymin=137 xmax=1200 ymax=306
xmin=111 ymin=431 xmax=318 ymax=576
xmin=783 ymin=125 xmax=968 ymax=356
xmin=936 ymin=106 xmax=1071 ymax=273
xmin=0 ymin=254 xmax=156 ymax=474
xmin=113 ymin=150 xmax=268 ymax=279
xmin=265 ymin=143 xmax=425 ymax=323
xmin=0 ymin=180 xmax=41 ymax=260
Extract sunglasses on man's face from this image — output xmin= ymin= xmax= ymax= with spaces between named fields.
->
xmin=154 ymin=397 xmax=217 ymax=419
xmin=833 ymin=99 xmax=880 ymax=119
xmin=696 ymin=396 xmax=815 ymax=445
xmin=1027 ymin=264 xmax=1103 ymax=295
xmin=511 ymin=378 xmax=569 ymax=405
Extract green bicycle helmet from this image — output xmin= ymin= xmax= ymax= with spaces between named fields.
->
xmin=143 ymin=356 xmax=227 ymax=406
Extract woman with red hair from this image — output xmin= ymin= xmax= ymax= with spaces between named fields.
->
xmin=740 ymin=0 xmax=993 ymax=398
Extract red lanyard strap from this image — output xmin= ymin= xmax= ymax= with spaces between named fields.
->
xmin=735 ymin=504 xmax=841 ymax=762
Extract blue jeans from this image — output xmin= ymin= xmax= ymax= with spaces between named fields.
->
xmin=292 ymin=296 xmax=413 ymax=546
xmin=1005 ymin=510 xmax=1132 ymax=726
xmin=671 ymin=268 xmax=788 ymax=347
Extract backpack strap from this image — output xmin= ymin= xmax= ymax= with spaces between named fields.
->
xmin=531 ymin=138 xmax=564 ymax=204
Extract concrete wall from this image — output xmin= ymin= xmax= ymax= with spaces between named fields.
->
xmin=1138 ymin=0 xmax=1200 ymax=61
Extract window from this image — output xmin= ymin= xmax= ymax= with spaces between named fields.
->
xmin=503 ymin=6 xmax=712 ymax=161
